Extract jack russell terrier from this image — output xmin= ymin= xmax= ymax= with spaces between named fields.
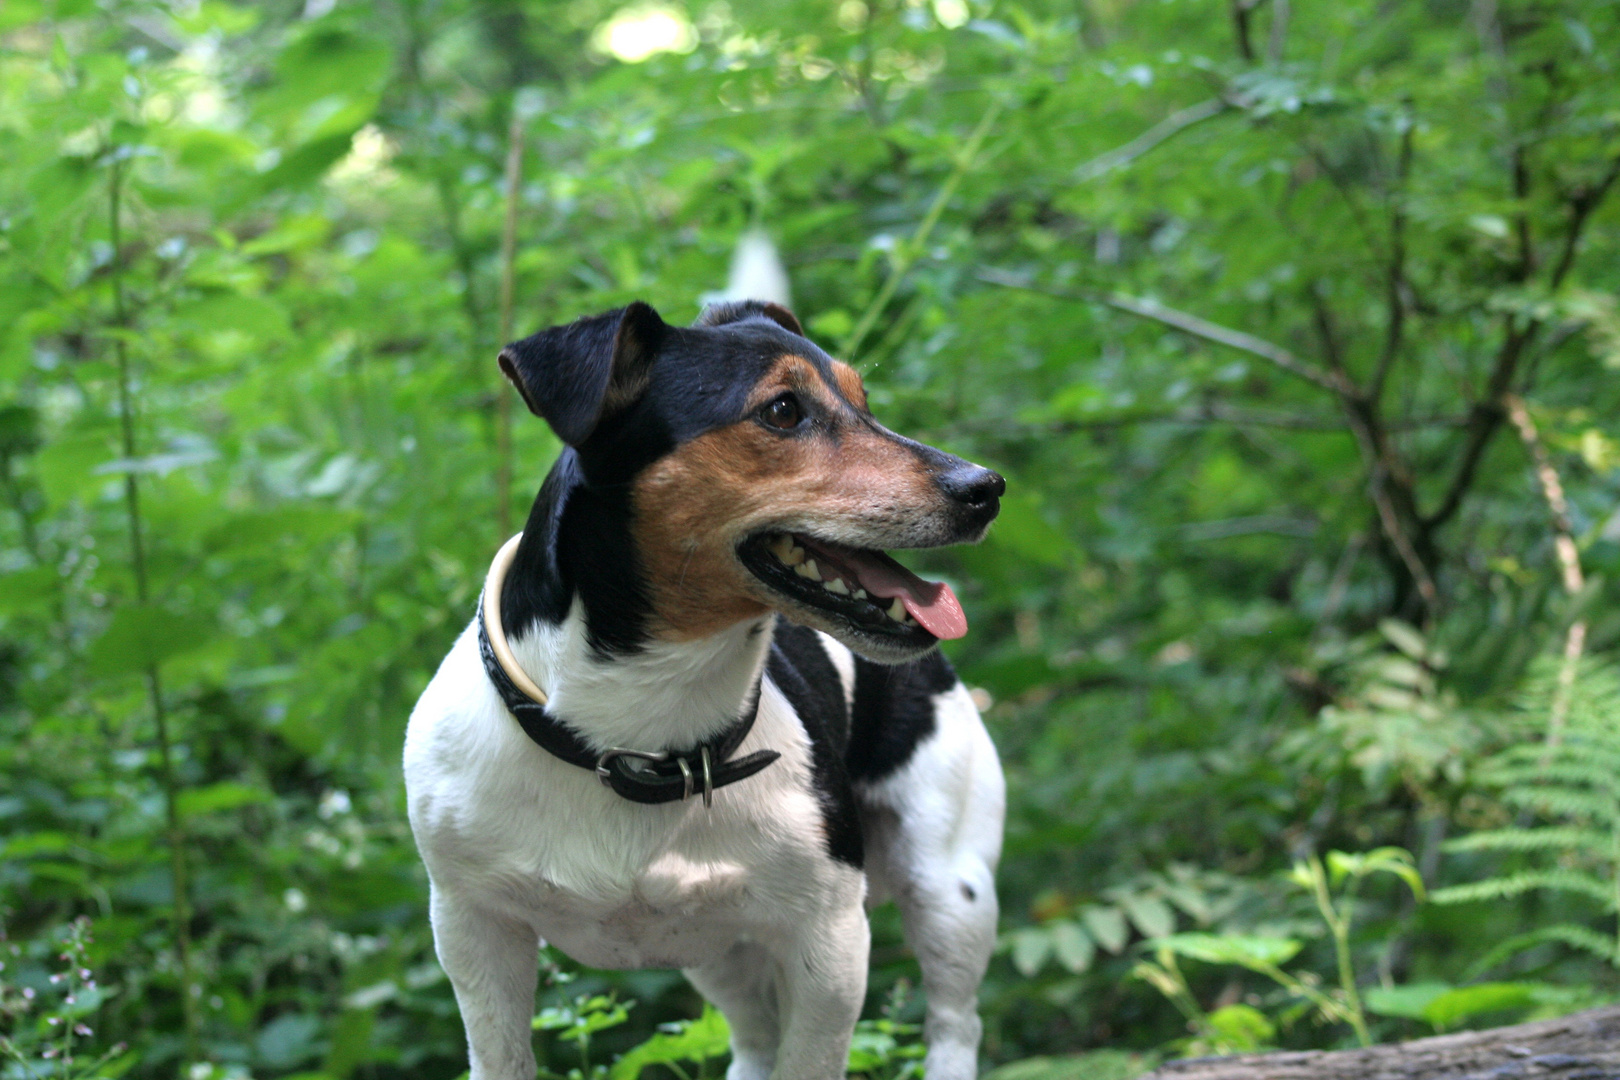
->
xmin=404 ymin=298 xmax=1006 ymax=1079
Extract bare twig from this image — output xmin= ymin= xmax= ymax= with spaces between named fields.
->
xmin=495 ymin=110 xmax=523 ymax=540
xmin=976 ymin=269 xmax=1353 ymax=395
xmin=1503 ymin=394 xmax=1586 ymax=747
xmin=1072 ymin=98 xmax=1230 ymax=183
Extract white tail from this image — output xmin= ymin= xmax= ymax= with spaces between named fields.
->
xmin=713 ymin=226 xmax=792 ymax=308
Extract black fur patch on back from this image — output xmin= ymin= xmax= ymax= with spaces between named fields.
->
xmin=766 ymin=621 xmax=863 ymax=868
xmin=846 ymin=649 xmax=959 ymax=783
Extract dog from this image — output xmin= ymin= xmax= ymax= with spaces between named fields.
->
xmin=404 ymin=298 xmax=1006 ymax=1080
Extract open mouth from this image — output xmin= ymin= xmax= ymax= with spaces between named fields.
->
xmin=737 ymin=531 xmax=967 ymax=644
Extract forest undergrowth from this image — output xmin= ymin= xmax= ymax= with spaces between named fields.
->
xmin=2 ymin=0 xmax=1619 ymax=1077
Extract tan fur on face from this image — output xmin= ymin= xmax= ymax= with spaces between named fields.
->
xmin=830 ymin=361 xmax=867 ymax=410
xmin=631 ymin=355 xmax=937 ymax=641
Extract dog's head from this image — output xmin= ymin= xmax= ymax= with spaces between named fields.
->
xmin=499 ymin=300 xmax=1002 ymax=663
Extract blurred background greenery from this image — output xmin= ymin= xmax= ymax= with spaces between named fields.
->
xmin=2 ymin=0 xmax=1618 ymax=1077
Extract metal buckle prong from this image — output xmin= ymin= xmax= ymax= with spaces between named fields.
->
xmin=596 ymin=747 xmax=670 ymax=786
xmin=700 ymin=746 xmax=713 ymax=809
xmin=677 ymin=756 xmax=694 ymax=802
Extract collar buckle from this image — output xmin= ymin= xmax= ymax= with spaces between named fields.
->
xmin=595 ymin=747 xmax=670 ymax=786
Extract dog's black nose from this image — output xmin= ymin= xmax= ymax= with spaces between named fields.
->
xmin=939 ymin=463 xmax=1006 ymax=509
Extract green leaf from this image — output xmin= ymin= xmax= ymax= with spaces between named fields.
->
xmin=173 ymin=292 xmax=292 ymax=342
xmin=1151 ymin=933 xmax=1302 ymax=969
xmin=34 ymin=430 xmax=115 ymax=507
xmin=1364 ymin=982 xmax=1452 ymax=1021
xmin=1206 ymin=1003 xmax=1275 ymax=1051
xmin=1119 ymin=893 xmax=1176 ymax=940
xmin=1421 ymin=983 xmax=1540 ymax=1030
xmin=0 ymin=566 xmax=59 ymax=615
xmin=0 ymin=0 xmax=43 ymax=31
xmin=1082 ymin=905 xmax=1130 ymax=954
xmin=87 ymin=605 xmax=213 ymax=678
xmin=0 ymin=403 xmax=41 ymax=455
xmin=1378 ymin=619 xmax=1429 ymax=661
xmin=1011 ymin=927 xmax=1053 ymax=976
xmin=610 ymin=1005 xmax=730 ymax=1080
xmin=176 ymin=781 xmax=271 ymax=818
xmin=1051 ymin=920 xmax=1095 ymax=973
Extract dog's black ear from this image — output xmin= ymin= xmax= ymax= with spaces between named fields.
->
xmin=695 ymin=299 xmax=805 ymax=337
xmin=499 ymin=302 xmax=666 ymax=445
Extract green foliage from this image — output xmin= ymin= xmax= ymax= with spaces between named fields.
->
xmin=0 ymin=918 xmax=134 ymax=1080
xmin=606 ymin=1006 xmax=729 ymax=1080
xmin=1432 ymin=661 xmax=1620 ymax=970
xmin=1 ymin=0 xmax=1619 ymax=1074
xmin=1362 ymin=980 xmax=1597 ymax=1033
xmin=1134 ymin=848 xmax=1426 ymax=1049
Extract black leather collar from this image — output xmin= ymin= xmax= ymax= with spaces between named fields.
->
xmin=476 ymin=592 xmax=780 ymax=806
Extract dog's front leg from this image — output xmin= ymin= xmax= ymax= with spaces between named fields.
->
xmin=430 ymin=886 xmax=540 ymax=1080
xmin=769 ymin=900 xmax=869 ymax=1079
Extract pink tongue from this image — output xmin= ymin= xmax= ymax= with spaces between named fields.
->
xmin=838 ymin=551 xmax=968 ymax=641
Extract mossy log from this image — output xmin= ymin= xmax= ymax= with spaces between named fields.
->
xmin=1138 ymin=1005 xmax=1620 ymax=1080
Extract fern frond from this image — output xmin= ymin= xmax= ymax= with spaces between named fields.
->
xmin=1482 ymin=761 xmax=1620 ymax=792
xmin=1535 ymin=924 xmax=1620 ymax=964
xmin=1501 ymin=788 xmax=1619 ymax=823
xmin=1431 ymin=870 xmax=1617 ymax=908
xmin=1462 ymin=924 xmax=1620 ymax=979
xmin=1443 ymin=827 xmax=1611 ymax=853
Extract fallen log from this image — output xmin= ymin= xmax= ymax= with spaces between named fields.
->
xmin=1138 ymin=1004 xmax=1620 ymax=1080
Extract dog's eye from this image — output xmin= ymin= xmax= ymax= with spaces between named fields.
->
xmin=760 ymin=394 xmax=803 ymax=430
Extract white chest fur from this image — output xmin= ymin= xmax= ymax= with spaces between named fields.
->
xmin=402 ymin=615 xmax=864 ymax=972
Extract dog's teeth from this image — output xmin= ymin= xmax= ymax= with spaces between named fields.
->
xmin=769 ymin=534 xmax=794 ymax=560
xmin=887 ymin=598 xmax=906 ymax=622
xmin=795 ymin=559 xmax=821 ymax=581
xmin=825 ymin=578 xmax=848 ymax=595
xmin=853 ymin=588 xmax=867 ymax=600
xmin=783 ymin=545 xmax=805 ymax=566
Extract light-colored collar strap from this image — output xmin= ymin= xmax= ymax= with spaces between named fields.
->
xmin=482 ymin=533 xmax=549 ymax=706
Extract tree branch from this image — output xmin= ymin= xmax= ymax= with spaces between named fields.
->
xmin=1073 ymin=98 xmax=1231 ymax=183
xmin=1547 ymin=154 xmax=1620 ymax=290
xmin=1230 ymin=0 xmax=1261 ymax=61
xmin=981 ymin=268 xmax=1442 ymax=615
xmin=976 ymin=269 xmax=1354 ymax=396
xmin=1421 ymin=322 xmax=1535 ymax=530
xmin=1370 ymin=118 xmax=1414 ymax=403
xmin=1338 ymin=398 xmax=1439 ymax=613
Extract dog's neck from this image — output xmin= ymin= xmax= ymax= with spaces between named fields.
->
xmin=498 ymin=449 xmax=772 ymax=752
